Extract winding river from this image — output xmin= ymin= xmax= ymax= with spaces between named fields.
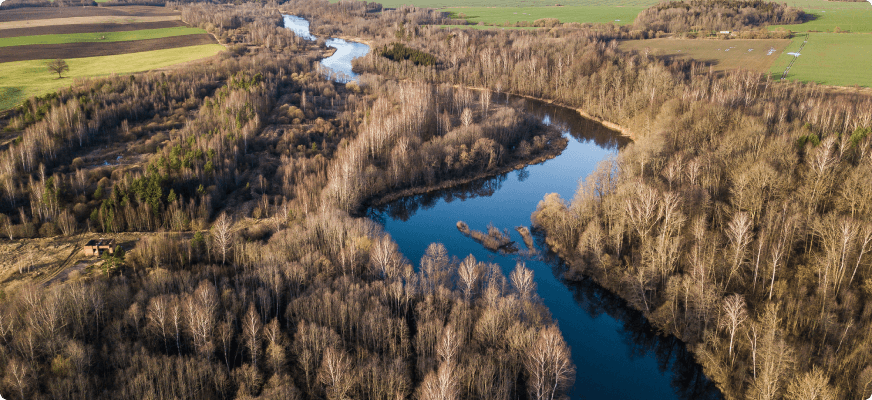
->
xmin=284 ymin=16 xmax=722 ymax=400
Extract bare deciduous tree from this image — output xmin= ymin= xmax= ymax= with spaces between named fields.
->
xmin=319 ymin=347 xmax=354 ymax=400
xmin=785 ymin=367 xmax=835 ymax=400
xmin=525 ymin=325 xmax=575 ymax=400
xmin=458 ymin=255 xmax=480 ymax=301
xmin=511 ymin=262 xmax=535 ymax=300
xmin=721 ymin=294 xmax=748 ymax=362
xmin=211 ymin=212 xmax=234 ymax=265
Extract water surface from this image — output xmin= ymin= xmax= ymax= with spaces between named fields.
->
xmin=283 ymin=15 xmax=369 ymax=82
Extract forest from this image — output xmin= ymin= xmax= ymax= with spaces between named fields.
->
xmin=2 ymin=0 xmax=872 ymax=399
xmin=280 ymin=1 xmax=872 ymax=399
xmin=0 ymin=2 xmax=575 ymax=399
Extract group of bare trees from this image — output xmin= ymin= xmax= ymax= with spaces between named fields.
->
xmin=261 ymin=1 xmax=872 ymax=399
xmin=324 ymin=79 xmax=560 ymax=213
xmin=0 ymin=1 xmax=577 ymax=399
xmin=0 ymin=211 xmax=573 ymax=399
xmin=530 ymin=68 xmax=872 ymax=400
xmin=633 ymin=0 xmax=806 ymax=33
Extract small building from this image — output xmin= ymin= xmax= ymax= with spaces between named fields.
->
xmin=84 ymin=238 xmax=115 ymax=256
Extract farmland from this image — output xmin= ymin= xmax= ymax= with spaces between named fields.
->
xmin=0 ymin=34 xmax=218 ymax=63
xmin=619 ymin=38 xmax=792 ymax=73
xmin=770 ymin=32 xmax=872 ymax=87
xmin=770 ymin=9 xmax=872 ymax=33
xmin=0 ymin=44 xmax=225 ymax=110
xmin=0 ymin=5 xmax=226 ymax=110
xmin=0 ymin=26 xmax=207 ymax=47
xmin=0 ymin=20 xmax=186 ymax=39
xmin=0 ymin=15 xmax=182 ymax=30
xmin=444 ymin=6 xmax=644 ymax=25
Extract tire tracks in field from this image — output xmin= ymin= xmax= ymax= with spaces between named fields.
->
xmin=781 ymin=33 xmax=808 ymax=80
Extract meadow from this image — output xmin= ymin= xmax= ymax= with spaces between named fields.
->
xmin=619 ymin=38 xmax=792 ymax=73
xmin=769 ymin=32 xmax=872 ymax=87
xmin=378 ymin=0 xmax=659 ymax=7
xmin=0 ymin=26 xmax=207 ymax=47
xmin=444 ymin=6 xmax=644 ymax=25
xmin=0 ymin=44 xmax=225 ymax=110
xmin=770 ymin=9 xmax=872 ymax=33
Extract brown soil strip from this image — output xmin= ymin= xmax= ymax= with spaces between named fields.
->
xmin=0 ymin=15 xmax=181 ymax=30
xmin=0 ymin=34 xmax=217 ymax=63
xmin=0 ymin=20 xmax=186 ymax=38
xmin=0 ymin=5 xmax=178 ymax=22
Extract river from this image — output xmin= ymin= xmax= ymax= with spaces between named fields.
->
xmin=283 ymin=15 xmax=722 ymax=400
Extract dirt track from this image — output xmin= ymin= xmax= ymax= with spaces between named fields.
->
xmin=0 ymin=34 xmax=217 ymax=63
xmin=0 ymin=20 xmax=185 ymax=38
xmin=0 ymin=5 xmax=178 ymax=22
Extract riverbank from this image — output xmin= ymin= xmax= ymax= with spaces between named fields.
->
xmin=357 ymin=135 xmax=569 ymax=214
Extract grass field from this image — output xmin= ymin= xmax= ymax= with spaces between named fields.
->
xmin=770 ymin=32 xmax=872 ymax=87
xmin=770 ymin=9 xmax=872 ymax=33
xmin=0 ymin=27 xmax=207 ymax=47
xmin=380 ymin=0 xmax=659 ymax=6
xmin=619 ymin=38 xmax=792 ymax=72
xmin=0 ymin=44 xmax=225 ymax=110
xmin=444 ymin=6 xmax=644 ymax=25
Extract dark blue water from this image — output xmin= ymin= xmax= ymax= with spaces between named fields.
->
xmin=370 ymin=96 xmax=722 ymax=400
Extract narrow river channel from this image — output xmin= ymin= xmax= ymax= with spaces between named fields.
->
xmin=284 ymin=15 xmax=723 ymax=400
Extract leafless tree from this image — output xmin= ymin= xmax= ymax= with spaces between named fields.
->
xmin=211 ymin=212 xmax=234 ymax=265
xmin=525 ymin=325 xmax=575 ymax=400
xmin=721 ymin=294 xmax=748 ymax=362
xmin=319 ymin=346 xmax=354 ymax=400
xmin=726 ymin=212 xmax=752 ymax=288
xmin=785 ymin=367 xmax=835 ymax=400
xmin=511 ymin=262 xmax=535 ymax=300
xmin=460 ymin=108 xmax=473 ymax=127
xmin=242 ymin=303 xmax=262 ymax=368
xmin=458 ymin=255 xmax=480 ymax=301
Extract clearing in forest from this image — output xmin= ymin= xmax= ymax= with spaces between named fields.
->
xmin=618 ymin=38 xmax=792 ymax=73
xmin=770 ymin=32 xmax=872 ymax=87
xmin=0 ymin=44 xmax=225 ymax=110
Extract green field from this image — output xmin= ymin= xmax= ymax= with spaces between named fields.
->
xmin=770 ymin=32 xmax=872 ymax=87
xmin=0 ymin=44 xmax=225 ymax=110
xmin=379 ymin=0 xmax=658 ymax=6
xmin=0 ymin=27 xmax=207 ymax=48
xmin=771 ymin=9 xmax=872 ymax=33
xmin=439 ymin=24 xmax=540 ymax=30
xmin=444 ymin=6 xmax=644 ymax=25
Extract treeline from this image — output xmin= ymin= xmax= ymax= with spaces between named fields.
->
xmin=633 ymin=0 xmax=806 ymax=33
xmin=295 ymin=2 xmax=872 ymax=399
